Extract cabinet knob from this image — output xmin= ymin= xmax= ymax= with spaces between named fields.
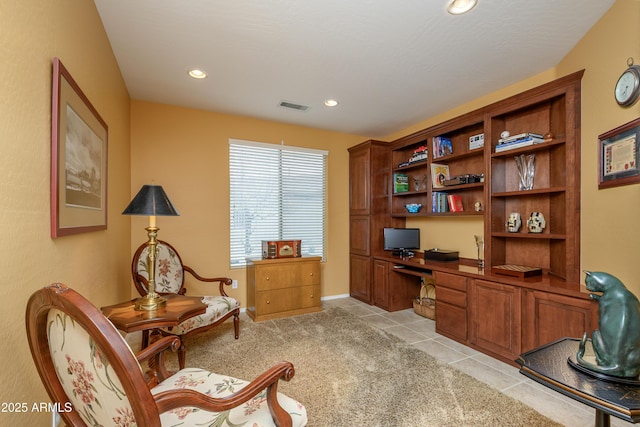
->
xmin=309 ymin=272 xmax=314 ymax=276
xmin=310 ymin=294 xmax=314 ymax=298
xmin=266 ymin=300 xmax=270 ymax=304
xmin=265 ymin=276 xmax=270 ymax=281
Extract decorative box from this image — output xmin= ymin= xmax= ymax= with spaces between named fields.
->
xmin=262 ymin=240 xmax=302 ymax=259
xmin=424 ymin=248 xmax=459 ymax=262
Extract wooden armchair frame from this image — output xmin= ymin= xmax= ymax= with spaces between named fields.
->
xmin=26 ymin=284 xmax=300 ymax=427
xmin=132 ymin=240 xmax=240 ymax=368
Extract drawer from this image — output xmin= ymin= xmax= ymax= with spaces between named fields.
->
xmin=300 ymin=261 xmax=321 ymax=286
xmin=255 ymin=285 xmax=320 ymax=315
xmin=437 ymin=286 xmax=467 ymax=308
xmin=435 ymin=271 xmax=467 ymax=291
xmin=254 ymin=264 xmax=299 ymax=291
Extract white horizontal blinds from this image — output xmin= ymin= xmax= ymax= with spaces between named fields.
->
xmin=229 ymin=139 xmax=327 ymax=267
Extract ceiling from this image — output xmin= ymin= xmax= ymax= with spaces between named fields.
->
xmin=94 ymin=0 xmax=615 ymax=138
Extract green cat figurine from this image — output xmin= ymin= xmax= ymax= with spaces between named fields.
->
xmin=577 ymin=271 xmax=640 ymax=378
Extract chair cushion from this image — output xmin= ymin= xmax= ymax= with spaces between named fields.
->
xmin=138 ymin=243 xmax=184 ymax=294
xmin=162 ymin=296 xmax=240 ymax=335
xmin=152 ymin=368 xmax=308 ymax=427
xmin=47 ymin=308 xmax=140 ymax=426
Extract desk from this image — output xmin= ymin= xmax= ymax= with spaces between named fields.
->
xmin=102 ymin=294 xmax=206 ymax=334
xmin=517 ymin=338 xmax=640 ymax=426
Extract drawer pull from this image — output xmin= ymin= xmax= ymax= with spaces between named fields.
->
xmin=310 ymin=294 xmax=314 ymax=298
xmin=266 ymin=300 xmax=270 ymax=304
xmin=265 ymin=276 xmax=270 ymax=281
xmin=309 ymin=272 xmax=314 ymax=276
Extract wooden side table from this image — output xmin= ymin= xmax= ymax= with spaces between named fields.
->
xmin=102 ymin=294 xmax=206 ymax=337
xmin=517 ymin=337 xmax=640 ymax=427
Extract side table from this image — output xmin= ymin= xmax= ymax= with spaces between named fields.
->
xmin=517 ymin=337 xmax=640 ymax=427
xmin=102 ymin=294 xmax=206 ymax=345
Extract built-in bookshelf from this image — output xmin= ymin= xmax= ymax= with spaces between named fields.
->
xmin=388 ymin=70 xmax=584 ymax=286
xmin=391 ymin=113 xmax=485 ymax=217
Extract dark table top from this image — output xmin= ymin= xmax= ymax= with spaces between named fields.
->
xmin=517 ymin=337 xmax=640 ymax=423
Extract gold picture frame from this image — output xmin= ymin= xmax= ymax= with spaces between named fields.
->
xmin=51 ymin=58 xmax=108 ymax=237
xmin=598 ymin=117 xmax=640 ymax=189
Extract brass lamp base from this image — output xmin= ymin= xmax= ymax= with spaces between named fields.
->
xmin=134 ymin=294 xmax=167 ymax=311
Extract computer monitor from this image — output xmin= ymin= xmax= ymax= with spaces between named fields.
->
xmin=383 ymin=228 xmax=420 ymax=258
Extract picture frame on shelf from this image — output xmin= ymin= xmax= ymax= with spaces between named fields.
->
xmin=430 ymin=163 xmax=450 ymax=189
xmin=598 ymin=117 xmax=640 ymax=189
xmin=51 ymin=57 xmax=109 ymax=237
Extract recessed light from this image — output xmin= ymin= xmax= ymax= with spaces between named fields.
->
xmin=188 ymin=69 xmax=207 ymax=79
xmin=447 ymin=0 xmax=477 ymax=15
xmin=324 ymin=99 xmax=339 ymax=107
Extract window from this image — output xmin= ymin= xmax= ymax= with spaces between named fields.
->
xmin=229 ymin=139 xmax=327 ymax=267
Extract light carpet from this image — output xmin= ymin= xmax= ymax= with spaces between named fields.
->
xmin=165 ymin=306 xmax=562 ymax=426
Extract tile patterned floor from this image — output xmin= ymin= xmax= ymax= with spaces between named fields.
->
xmin=323 ymin=296 xmax=631 ymax=427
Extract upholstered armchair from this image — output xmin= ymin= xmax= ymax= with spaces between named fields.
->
xmin=132 ymin=240 xmax=240 ymax=369
xmin=26 ymin=284 xmax=307 ymax=427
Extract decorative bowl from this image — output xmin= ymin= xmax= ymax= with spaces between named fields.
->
xmin=405 ymin=203 xmax=422 ymax=213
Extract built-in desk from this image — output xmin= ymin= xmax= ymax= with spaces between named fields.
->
xmin=373 ymin=253 xmax=598 ymax=366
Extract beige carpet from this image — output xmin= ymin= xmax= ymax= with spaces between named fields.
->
xmin=165 ymin=306 xmax=562 ymax=426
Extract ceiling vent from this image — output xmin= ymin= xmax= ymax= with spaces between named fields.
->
xmin=279 ymin=101 xmax=310 ymax=112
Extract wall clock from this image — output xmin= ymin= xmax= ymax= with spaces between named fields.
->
xmin=615 ymin=58 xmax=640 ymax=107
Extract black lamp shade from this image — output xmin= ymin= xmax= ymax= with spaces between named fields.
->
xmin=122 ymin=185 xmax=179 ymax=216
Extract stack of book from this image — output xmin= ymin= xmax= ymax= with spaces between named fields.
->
xmin=432 ymin=192 xmax=449 ymax=213
xmin=433 ymin=137 xmax=453 ymax=158
xmin=495 ymin=132 xmax=544 ymax=152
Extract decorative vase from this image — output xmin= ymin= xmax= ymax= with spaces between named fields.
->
xmin=506 ymin=212 xmax=522 ymax=232
xmin=515 ymin=154 xmax=535 ymax=190
xmin=474 ymin=235 xmax=484 ymax=268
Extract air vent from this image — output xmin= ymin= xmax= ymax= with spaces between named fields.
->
xmin=279 ymin=101 xmax=310 ymax=112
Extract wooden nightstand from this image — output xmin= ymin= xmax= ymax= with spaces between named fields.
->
xmin=246 ymin=256 xmax=322 ymax=321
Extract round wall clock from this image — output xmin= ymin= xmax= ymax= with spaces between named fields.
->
xmin=615 ymin=58 xmax=640 ymax=107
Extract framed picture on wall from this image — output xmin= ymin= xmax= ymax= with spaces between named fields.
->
xmin=598 ymin=117 xmax=640 ymax=189
xmin=51 ymin=57 xmax=109 ymax=237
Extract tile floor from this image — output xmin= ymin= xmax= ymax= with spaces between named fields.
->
xmin=323 ymin=296 xmax=631 ymax=427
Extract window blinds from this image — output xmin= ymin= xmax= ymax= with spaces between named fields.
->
xmin=229 ymin=139 xmax=327 ymax=267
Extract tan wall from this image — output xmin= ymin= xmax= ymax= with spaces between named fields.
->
xmin=557 ymin=0 xmax=640 ymax=293
xmin=130 ymin=101 xmax=365 ymax=303
xmin=0 ymin=0 xmax=131 ymax=425
xmin=4 ymin=0 xmax=639 ymax=423
xmin=386 ymin=0 xmax=640 ymax=295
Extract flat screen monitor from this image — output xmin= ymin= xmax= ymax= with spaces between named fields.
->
xmin=383 ymin=228 xmax=420 ymax=256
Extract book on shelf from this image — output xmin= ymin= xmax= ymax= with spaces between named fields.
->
xmin=430 ymin=163 xmax=450 ymax=189
xmin=447 ymin=194 xmax=464 ymax=212
xmin=495 ymin=136 xmax=544 ymax=152
xmin=433 ymin=136 xmax=453 ymax=158
xmin=393 ymin=173 xmax=409 ymax=193
xmin=498 ymin=132 xmax=544 ymax=144
xmin=432 ymin=192 xmax=450 ymax=213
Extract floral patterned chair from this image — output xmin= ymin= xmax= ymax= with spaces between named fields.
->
xmin=26 ymin=284 xmax=307 ymax=427
xmin=132 ymin=240 xmax=240 ymax=369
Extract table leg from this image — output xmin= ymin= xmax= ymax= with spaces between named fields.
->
xmin=595 ymin=409 xmax=610 ymax=427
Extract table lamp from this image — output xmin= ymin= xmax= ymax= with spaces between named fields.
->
xmin=122 ymin=184 xmax=179 ymax=310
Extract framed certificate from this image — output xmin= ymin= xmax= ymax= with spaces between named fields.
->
xmin=598 ymin=117 xmax=640 ymax=189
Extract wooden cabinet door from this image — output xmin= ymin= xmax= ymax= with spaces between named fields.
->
xmin=522 ymin=290 xmax=597 ymax=352
xmin=436 ymin=301 xmax=468 ymax=342
xmin=350 ymin=216 xmax=370 ymax=256
xmin=350 ymin=254 xmax=371 ymax=303
xmin=469 ymin=279 xmax=521 ymax=361
xmin=372 ymin=259 xmax=389 ymax=309
xmin=349 ymin=146 xmax=371 ymax=215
